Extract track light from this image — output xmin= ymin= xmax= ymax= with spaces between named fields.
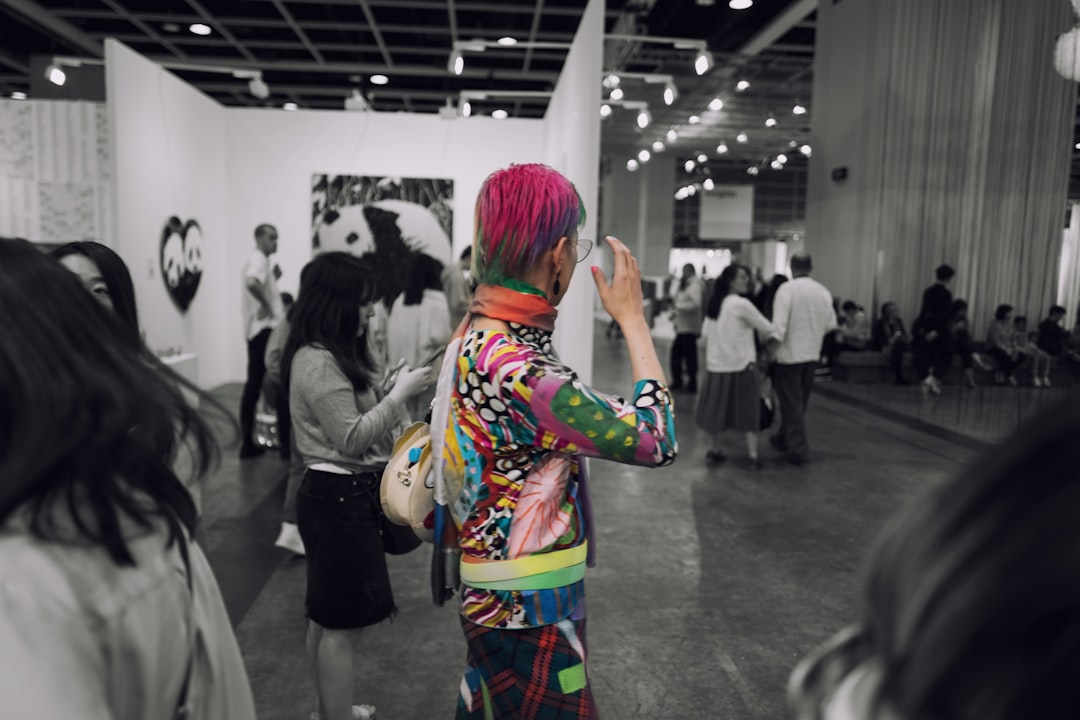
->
xmin=283 ymin=102 xmax=298 ymax=111
xmin=777 ymin=154 xmax=788 ymax=164
xmin=10 ymin=91 xmax=27 ymax=100
xmin=771 ymin=160 xmax=784 ymax=170
xmin=748 ymin=166 xmax=759 ymax=175
xmin=610 ymin=88 xmax=624 ymax=101
xmin=664 ymin=82 xmax=677 ymax=106
xmin=800 ymin=144 xmax=812 ymax=156
xmin=736 ymin=132 xmax=748 ymax=143
xmin=765 ymin=116 xmax=777 ymax=127
xmin=600 ymin=104 xmax=611 ymax=118
xmin=708 ymin=97 xmax=724 ymax=111
xmin=638 ymin=149 xmax=651 ymax=163
xmin=736 ymin=80 xmax=750 ymax=91
xmin=793 ymin=103 xmax=807 ymax=115
xmin=689 ymin=115 xmax=700 ymax=124
xmin=604 ymin=73 xmax=620 ymax=89
xmin=492 ymin=109 xmax=508 ymax=119
xmin=716 ymin=142 xmax=728 ymax=154
xmin=46 ymin=64 xmax=66 ymax=86
xmin=627 ymin=159 xmax=640 ymax=171
xmin=684 ymin=160 xmax=696 ymax=172
xmin=248 ymin=75 xmax=269 ymax=99
xmin=637 ymin=108 xmax=651 ymax=129
xmin=694 ymin=49 xmax=714 ymax=75
xmin=652 ymin=141 xmax=665 ymax=152
xmin=667 ymin=129 xmax=678 ymax=142
xmin=703 ymin=178 xmax=715 ymax=190
xmin=697 ymin=153 xmax=707 ymax=163
xmin=462 ymin=100 xmax=472 ymax=117
xmin=449 ymin=51 xmax=463 ymax=75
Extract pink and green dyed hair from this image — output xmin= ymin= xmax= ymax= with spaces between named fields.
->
xmin=472 ymin=163 xmax=586 ymax=289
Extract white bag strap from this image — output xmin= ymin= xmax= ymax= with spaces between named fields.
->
xmin=430 ymin=337 xmax=461 ymax=508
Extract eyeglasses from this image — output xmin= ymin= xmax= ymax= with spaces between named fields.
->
xmin=574 ymin=237 xmax=593 ymax=264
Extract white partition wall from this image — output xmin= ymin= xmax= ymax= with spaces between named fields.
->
xmin=106 ymin=39 xmax=231 ymax=388
xmin=544 ymin=0 xmax=603 ymax=384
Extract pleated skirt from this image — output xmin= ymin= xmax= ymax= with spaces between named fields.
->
xmin=695 ymin=367 xmax=760 ymax=433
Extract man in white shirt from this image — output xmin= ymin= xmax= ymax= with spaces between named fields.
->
xmin=769 ymin=254 xmax=837 ymax=465
xmin=239 ymin=223 xmax=283 ymax=459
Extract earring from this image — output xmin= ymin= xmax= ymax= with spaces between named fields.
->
xmin=553 ymin=276 xmax=562 ymax=296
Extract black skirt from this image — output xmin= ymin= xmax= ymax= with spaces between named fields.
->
xmin=296 ymin=469 xmax=396 ymax=630
xmin=695 ymin=367 xmax=761 ymax=433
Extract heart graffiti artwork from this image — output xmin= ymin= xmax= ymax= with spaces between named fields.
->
xmin=160 ymin=216 xmax=203 ymax=312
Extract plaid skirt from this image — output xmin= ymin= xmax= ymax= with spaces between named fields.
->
xmin=457 ymin=615 xmax=596 ymax=720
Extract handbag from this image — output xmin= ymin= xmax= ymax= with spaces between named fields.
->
xmin=378 ymin=511 xmax=422 ymax=555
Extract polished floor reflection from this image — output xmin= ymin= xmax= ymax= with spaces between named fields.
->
xmin=196 ymin=329 xmax=1070 ymax=719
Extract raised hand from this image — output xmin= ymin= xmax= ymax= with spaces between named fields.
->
xmin=591 ymin=236 xmax=645 ymax=328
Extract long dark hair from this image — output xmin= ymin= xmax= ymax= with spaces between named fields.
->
xmin=403 ymin=253 xmax=444 ymax=306
xmin=51 ymin=241 xmax=140 ymax=339
xmin=0 ymin=238 xmax=220 ymax=566
xmin=282 ymin=252 xmax=380 ymax=395
xmin=706 ymin=264 xmax=745 ymax=320
xmin=860 ymin=397 xmax=1080 ymax=719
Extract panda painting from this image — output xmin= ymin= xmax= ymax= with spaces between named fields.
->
xmin=160 ymin=216 xmax=203 ymax=312
xmin=312 ymin=176 xmax=453 ymax=311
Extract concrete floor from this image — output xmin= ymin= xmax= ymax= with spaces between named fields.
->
xmin=195 ymin=329 xmax=1072 ymax=719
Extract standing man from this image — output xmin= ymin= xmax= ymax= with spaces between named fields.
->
xmin=670 ymin=263 xmax=704 ymax=392
xmin=769 ymin=254 xmax=836 ymax=466
xmin=240 ymin=223 xmax=283 ymax=459
xmin=912 ymin=264 xmax=955 ymax=395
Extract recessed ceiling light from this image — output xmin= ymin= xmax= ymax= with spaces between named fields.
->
xmin=716 ymin=142 xmax=728 ymax=154
xmin=765 ymin=117 xmax=777 ymax=127
xmin=283 ymin=102 xmax=298 ymax=111
xmin=730 ymin=0 xmax=753 ymax=8
xmin=708 ymin=97 xmax=724 ymax=111
xmin=736 ymin=132 xmax=748 ymax=143
xmin=189 ymin=23 xmax=211 ymax=36
xmin=162 ymin=22 xmax=180 ymax=33
xmin=652 ymin=141 xmax=665 ymax=152
xmin=736 ymin=80 xmax=750 ymax=91
xmin=492 ymin=109 xmax=508 ymax=120
xmin=667 ymin=129 xmax=678 ymax=142
xmin=497 ymin=36 xmax=517 ymax=46
xmin=793 ymin=103 xmax=807 ymax=115
xmin=10 ymin=91 xmax=27 ymax=100
xmin=370 ymin=74 xmax=388 ymax=85
xmin=688 ymin=115 xmax=700 ymax=124
xmin=697 ymin=153 xmax=707 ymax=163
xmin=638 ymin=149 xmax=651 ymax=162
xmin=627 ymin=159 xmax=640 ymax=171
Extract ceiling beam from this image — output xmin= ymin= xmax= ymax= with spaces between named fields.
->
xmin=183 ymin=0 xmax=258 ymax=64
xmin=738 ymin=0 xmax=817 ymax=56
xmin=356 ymin=0 xmax=394 ymax=67
xmin=521 ymin=0 xmax=545 ymax=73
xmin=0 ymin=49 xmax=30 ymax=73
xmin=271 ymin=0 xmax=325 ymax=65
xmin=153 ymin=55 xmax=560 ymax=82
xmin=447 ymin=0 xmax=458 ymax=43
xmin=99 ymin=0 xmax=187 ymax=60
xmin=0 ymin=0 xmax=103 ymax=57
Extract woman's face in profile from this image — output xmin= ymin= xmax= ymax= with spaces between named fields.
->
xmin=59 ymin=254 xmax=114 ymax=313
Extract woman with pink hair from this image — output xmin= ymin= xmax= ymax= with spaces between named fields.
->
xmin=432 ymin=164 xmax=678 ymax=719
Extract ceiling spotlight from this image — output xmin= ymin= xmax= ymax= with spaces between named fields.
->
xmin=492 ymin=109 xmax=508 ymax=120
xmin=729 ymin=0 xmax=753 ymax=8
xmin=189 ymin=23 xmax=212 ymax=35
xmin=708 ymin=97 xmax=724 ymax=111
xmin=687 ymin=185 xmax=697 ymax=196
xmin=497 ymin=36 xmax=518 ymax=46
xmin=664 ymin=83 xmax=677 ymax=106
xmin=697 ymin=153 xmax=708 ymax=163
xmin=163 ymin=22 xmax=180 ymax=32
xmin=736 ymin=132 xmax=748 ymax=143
xmin=462 ymin=100 xmax=472 ymax=117
xmin=695 ymin=49 xmax=714 ymax=75
xmin=248 ymin=75 xmax=269 ymax=99
xmin=627 ymin=159 xmax=640 ymax=171
xmin=777 ymin=153 xmax=788 ymax=163
xmin=703 ymin=178 xmax=715 ymax=190
xmin=736 ymin=80 xmax=750 ymax=91
xmin=689 ymin=115 xmax=701 ymax=124
xmin=800 ymin=144 xmax=812 ymax=156
xmin=684 ymin=159 xmax=696 ymax=172
xmin=637 ymin=108 xmax=652 ymax=129
xmin=370 ymin=74 xmax=389 ymax=85
xmin=793 ymin=103 xmax=807 ymax=115
xmin=10 ymin=91 xmax=27 ymax=100
xmin=610 ymin=87 xmax=624 ymax=101
xmin=449 ymin=51 xmax=464 ymax=75
xmin=600 ymin=104 xmax=612 ymax=118
xmin=716 ymin=142 xmax=728 ymax=154
xmin=46 ymin=64 xmax=66 ymax=86
xmin=667 ymin=129 xmax=678 ymax=142
xmin=765 ymin=116 xmax=777 ymax=127
xmin=789 ymin=140 xmax=799 ymax=148
xmin=638 ymin=149 xmax=651 ymax=162
xmin=652 ymin=141 xmax=665 ymax=152
xmin=771 ymin=160 xmax=784 ymax=170
xmin=748 ymin=166 xmax=759 ymax=175
xmin=604 ymin=73 xmax=621 ymax=89
xmin=283 ymin=102 xmax=298 ymax=111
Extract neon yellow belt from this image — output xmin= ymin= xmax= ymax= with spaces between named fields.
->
xmin=460 ymin=542 xmax=587 ymax=591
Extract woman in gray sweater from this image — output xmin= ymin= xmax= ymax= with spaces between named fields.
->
xmin=282 ymin=252 xmax=431 ymax=720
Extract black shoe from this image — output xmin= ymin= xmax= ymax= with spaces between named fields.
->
xmin=746 ymin=458 xmax=761 ymax=470
xmin=686 ymin=383 xmax=698 ymax=394
xmin=239 ymin=444 xmax=266 ymax=459
xmin=705 ymin=450 xmax=728 ymax=465
xmin=768 ymin=435 xmax=788 ymax=453
xmin=785 ymin=453 xmax=807 ymax=467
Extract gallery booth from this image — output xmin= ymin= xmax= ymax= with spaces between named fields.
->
xmin=0 ymin=0 xmax=604 ymax=392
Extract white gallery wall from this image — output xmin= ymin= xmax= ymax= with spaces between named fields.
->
xmin=106 ymin=39 xmax=232 ymax=389
xmin=543 ymin=0 xmax=603 ymax=385
xmin=106 ymin=18 xmax=602 ymax=386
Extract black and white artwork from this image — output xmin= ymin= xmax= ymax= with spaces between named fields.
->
xmin=160 ymin=216 xmax=203 ymax=312
xmin=311 ymin=175 xmax=453 ymax=308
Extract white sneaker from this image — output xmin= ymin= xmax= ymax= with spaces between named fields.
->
xmin=309 ymin=704 xmax=375 ymax=720
xmin=274 ymin=522 xmax=306 ymax=556
xmin=1033 ymin=377 xmax=1043 ymax=388
xmin=1043 ymin=376 xmax=1053 ymax=388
